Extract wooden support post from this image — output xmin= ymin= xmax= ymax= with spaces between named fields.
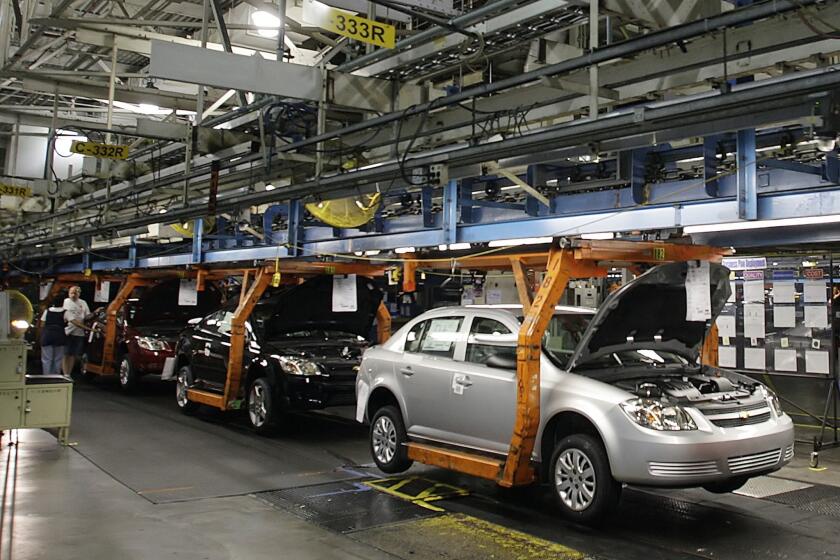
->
xmin=95 ymin=275 xmax=153 ymax=375
xmin=501 ymin=245 xmax=574 ymax=487
xmin=403 ymin=257 xmax=417 ymax=293
xmin=376 ymin=301 xmax=391 ymax=344
xmin=221 ymin=269 xmax=271 ymax=410
xmin=510 ymin=258 xmax=533 ymax=314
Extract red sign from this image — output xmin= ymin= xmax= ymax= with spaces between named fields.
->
xmin=804 ymin=268 xmax=824 ymax=279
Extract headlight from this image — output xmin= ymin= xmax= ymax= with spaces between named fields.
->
xmin=762 ymin=387 xmax=783 ymax=417
xmin=276 ymin=356 xmax=322 ymax=376
xmin=620 ymin=398 xmax=697 ymax=431
xmin=136 ymin=337 xmax=170 ymax=351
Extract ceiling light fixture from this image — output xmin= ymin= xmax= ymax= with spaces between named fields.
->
xmin=683 ymin=215 xmax=840 ymax=234
xmin=580 ymin=232 xmax=615 ymax=240
xmin=487 ymin=237 xmax=552 ymax=247
xmin=395 ymin=247 xmax=416 ymax=254
xmin=251 ymin=4 xmax=281 ymax=38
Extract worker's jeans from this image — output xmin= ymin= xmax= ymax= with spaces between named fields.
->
xmin=41 ymin=345 xmax=65 ymax=375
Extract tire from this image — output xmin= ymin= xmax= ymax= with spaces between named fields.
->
xmin=549 ymin=434 xmax=621 ymax=525
xmin=118 ymin=355 xmax=139 ymax=393
xmin=246 ymin=377 xmax=278 ymax=435
xmin=175 ymin=365 xmax=199 ymax=415
xmin=703 ymin=476 xmax=749 ymax=494
xmin=369 ymin=405 xmax=413 ymax=474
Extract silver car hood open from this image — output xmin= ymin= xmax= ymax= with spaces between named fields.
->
xmin=567 ymin=262 xmax=731 ymax=370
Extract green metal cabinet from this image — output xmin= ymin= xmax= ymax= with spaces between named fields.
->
xmin=23 ymin=385 xmax=73 ymax=428
xmin=0 ymin=389 xmax=23 ymax=428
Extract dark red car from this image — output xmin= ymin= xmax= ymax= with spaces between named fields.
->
xmin=84 ymin=279 xmax=223 ymax=392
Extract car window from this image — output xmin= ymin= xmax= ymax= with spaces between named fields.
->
xmin=216 ymin=311 xmax=235 ymax=336
xmin=466 ymin=317 xmax=517 ymax=365
xmin=540 ymin=313 xmax=592 ymax=369
xmin=405 ymin=316 xmax=464 ymax=358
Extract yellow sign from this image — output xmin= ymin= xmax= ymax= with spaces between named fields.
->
xmin=653 ymin=247 xmax=666 ymax=261
xmin=70 ymin=140 xmax=130 ymax=160
xmin=305 ymin=0 xmax=395 ymax=49
xmin=0 ymin=184 xmax=32 ymax=198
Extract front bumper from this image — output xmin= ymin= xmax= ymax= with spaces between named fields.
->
xmin=282 ymin=376 xmax=356 ymax=410
xmin=607 ymin=410 xmax=795 ymax=486
xmin=131 ymin=347 xmax=176 ymax=374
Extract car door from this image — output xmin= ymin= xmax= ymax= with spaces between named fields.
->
xmin=446 ymin=315 xmax=519 ymax=455
xmin=189 ymin=311 xmax=224 ymax=384
xmin=398 ymin=315 xmax=466 ymax=443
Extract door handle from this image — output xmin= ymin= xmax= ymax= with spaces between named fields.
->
xmin=399 ymin=367 xmax=414 ymax=376
xmin=455 ymin=376 xmax=472 ymax=387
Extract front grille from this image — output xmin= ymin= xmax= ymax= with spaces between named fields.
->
xmin=784 ymin=445 xmax=795 ymax=461
xmin=728 ymin=449 xmax=782 ymax=474
xmin=701 ymin=400 xmax=767 ymax=416
xmin=711 ymin=412 xmax=772 ymax=428
xmin=649 ymin=460 xmax=721 ymax=477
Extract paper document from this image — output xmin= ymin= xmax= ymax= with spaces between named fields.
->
xmin=806 ymin=350 xmax=830 ymax=374
xmin=332 ymin=274 xmax=358 ymax=312
xmin=744 ymin=347 xmax=766 ymax=370
xmin=773 ymin=306 xmax=796 ymax=328
xmin=718 ymin=346 xmax=737 ymax=368
xmin=774 ymin=348 xmax=797 ymax=372
xmin=486 ymin=288 xmax=502 ymax=305
xmin=716 ymin=315 xmax=736 ymax=338
xmin=178 ymin=279 xmax=198 ymax=306
xmin=743 ymin=280 xmax=765 ymax=303
xmin=94 ymin=281 xmax=110 ymax=303
xmin=804 ymin=280 xmax=827 ymax=303
xmin=772 ymin=281 xmax=795 ymax=304
xmin=685 ymin=261 xmax=711 ymax=321
xmin=743 ymin=303 xmax=765 ymax=339
xmin=804 ymin=305 xmax=828 ymax=329
xmin=727 ymin=281 xmax=736 ymax=303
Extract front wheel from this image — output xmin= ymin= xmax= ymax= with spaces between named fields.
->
xmin=246 ymin=378 xmax=278 ymax=435
xmin=175 ymin=365 xmax=199 ymax=415
xmin=550 ymin=434 xmax=621 ymax=525
xmin=370 ymin=406 xmax=412 ymax=474
xmin=118 ymin=355 xmax=139 ymax=393
xmin=703 ymin=476 xmax=749 ymax=494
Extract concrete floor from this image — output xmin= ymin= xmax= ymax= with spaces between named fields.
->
xmin=4 ymin=379 xmax=840 ymax=560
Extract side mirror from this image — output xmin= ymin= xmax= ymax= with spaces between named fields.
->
xmin=486 ymin=354 xmax=517 ymax=371
xmin=187 ymin=317 xmax=202 ymax=326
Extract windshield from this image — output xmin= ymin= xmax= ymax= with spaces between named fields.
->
xmin=127 ymin=281 xmax=222 ymax=327
xmin=539 ymin=313 xmax=592 ymax=369
xmin=264 ymin=328 xmax=365 ymax=341
xmin=573 ymin=349 xmax=688 ymax=370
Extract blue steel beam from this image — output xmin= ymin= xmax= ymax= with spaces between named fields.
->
xmin=287 ymin=200 xmax=303 ymax=256
xmin=737 ymin=128 xmax=758 ymax=220
xmin=191 ymin=218 xmax=203 ymax=264
xmin=442 ymin=179 xmax=458 ymax=245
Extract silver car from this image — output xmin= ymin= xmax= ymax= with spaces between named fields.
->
xmin=356 ymin=262 xmax=794 ymax=523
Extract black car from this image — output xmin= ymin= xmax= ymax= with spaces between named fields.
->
xmin=173 ymin=275 xmax=383 ymax=433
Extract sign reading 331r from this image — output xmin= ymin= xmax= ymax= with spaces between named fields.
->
xmin=70 ymin=140 xmax=130 ymax=160
xmin=303 ymin=0 xmax=396 ymax=49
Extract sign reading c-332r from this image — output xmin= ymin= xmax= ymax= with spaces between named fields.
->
xmin=303 ymin=0 xmax=396 ymax=49
xmin=70 ymin=140 xmax=130 ymax=160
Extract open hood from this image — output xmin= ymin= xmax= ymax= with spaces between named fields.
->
xmin=568 ymin=262 xmax=731 ymax=369
xmin=257 ymin=275 xmax=383 ymax=339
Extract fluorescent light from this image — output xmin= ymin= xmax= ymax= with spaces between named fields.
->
xmin=158 ymin=208 xmax=168 ymax=214
xmin=138 ymin=103 xmax=160 ymax=114
xmin=364 ymin=250 xmax=380 ymax=256
xmin=251 ymin=8 xmax=280 ymax=37
xmin=354 ymin=251 xmax=363 ymax=256
xmin=580 ymin=232 xmax=614 ymax=240
xmin=264 ymin=183 xmax=276 ymax=191
xmin=438 ymin=243 xmax=471 ymax=250
xmin=395 ymin=247 xmax=416 ymax=254
xmin=684 ymin=215 xmax=840 ymax=234
xmin=488 ymin=237 xmax=552 ymax=247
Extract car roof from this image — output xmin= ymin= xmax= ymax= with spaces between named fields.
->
xmin=416 ymin=304 xmax=595 ymax=319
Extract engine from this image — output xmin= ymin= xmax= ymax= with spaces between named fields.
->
xmin=613 ymin=372 xmax=757 ymax=405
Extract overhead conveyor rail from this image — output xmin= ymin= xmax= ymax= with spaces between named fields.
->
xmin=401 ymin=238 xmax=732 ymax=487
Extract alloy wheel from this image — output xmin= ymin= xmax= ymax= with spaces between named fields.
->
xmin=555 ymin=447 xmax=597 ymax=512
xmin=372 ymin=416 xmax=397 ymax=464
xmin=119 ymin=358 xmax=131 ymax=386
xmin=248 ymin=383 xmax=267 ymax=427
xmin=176 ymin=370 xmax=189 ymax=408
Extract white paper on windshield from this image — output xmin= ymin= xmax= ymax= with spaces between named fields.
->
xmin=486 ymin=288 xmax=502 ymax=305
xmin=356 ymin=380 xmax=370 ymax=422
xmin=804 ymin=280 xmax=827 ymax=303
xmin=94 ymin=280 xmax=110 ymax=303
xmin=773 ymin=305 xmax=796 ymax=328
xmin=774 ymin=348 xmax=797 ymax=372
xmin=716 ymin=315 xmax=736 ymax=338
xmin=178 ymin=279 xmax=198 ymax=306
xmin=804 ymin=305 xmax=828 ymax=329
xmin=743 ymin=303 xmax=765 ymax=339
xmin=39 ymin=281 xmax=53 ymax=301
xmin=806 ymin=350 xmax=830 ymax=374
xmin=727 ymin=281 xmax=736 ymax=303
xmin=718 ymin=346 xmax=737 ymax=368
xmin=743 ymin=280 xmax=765 ymax=303
xmin=685 ymin=261 xmax=711 ymax=321
xmin=332 ymin=274 xmax=358 ymax=312
xmin=772 ymin=281 xmax=795 ymax=304
xmin=420 ymin=319 xmax=462 ymax=352
xmin=744 ymin=347 xmax=766 ymax=370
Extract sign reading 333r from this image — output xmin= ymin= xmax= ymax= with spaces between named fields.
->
xmin=70 ymin=140 xmax=130 ymax=160
xmin=303 ymin=0 xmax=396 ymax=49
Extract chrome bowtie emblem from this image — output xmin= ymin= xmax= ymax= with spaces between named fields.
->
xmin=340 ymin=346 xmax=351 ymax=358
xmin=739 ymin=411 xmax=750 ymax=420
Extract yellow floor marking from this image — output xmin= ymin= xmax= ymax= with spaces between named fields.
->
xmin=365 ymin=476 xmax=469 ymax=510
xmin=808 ymin=467 xmax=828 ymax=472
xmin=137 ymin=485 xmax=194 ymax=495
